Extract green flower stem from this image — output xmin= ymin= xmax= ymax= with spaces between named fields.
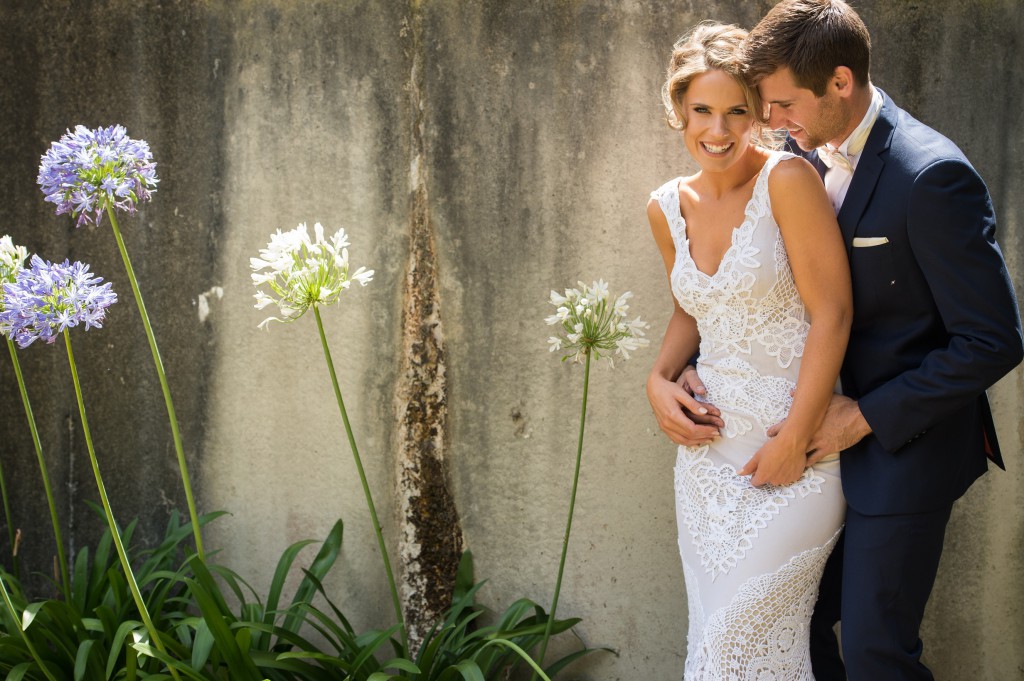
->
xmin=7 ymin=337 xmax=70 ymax=597
xmin=105 ymin=205 xmax=204 ymax=561
xmin=0 ymin=455 xmax=17 ymax=581
xmin=313 ymin=305 xmax=408 ymax=653
xmin=0 ymin=572 xmax=59 ymax=681
xmin=63 ymin=330 xmax=183 ymax=681
xmin=534 ymin=348 xmax=591 ymax=679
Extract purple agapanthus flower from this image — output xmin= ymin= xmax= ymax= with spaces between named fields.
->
xmin=0 ymin=255 xmax=117 ymax=348
xmin=37 ymin=125 xmax=158 ymax=228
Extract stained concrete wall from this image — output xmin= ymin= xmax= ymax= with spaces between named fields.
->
xmin=0 ymin=1 xmax=1021 ymax=679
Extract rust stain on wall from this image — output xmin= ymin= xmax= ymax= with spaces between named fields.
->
xmin=394 ymin=0 xmax=464 ymax=650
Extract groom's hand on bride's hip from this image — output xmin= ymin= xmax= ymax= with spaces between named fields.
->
xmin=647 ymin=370 xmax=723 ymax=447
xmin=678 ymin=364 xmax=725 ymax=430
xmin=678 ymin=365 xmax=726 ymax=426
xmin=767 ymin=394 xmax=872 ymax=462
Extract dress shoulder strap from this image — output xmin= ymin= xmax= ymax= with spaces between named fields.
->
xmin=649 ymin=178 xmax=687 ymax=247
xmin=761 ymin=149 xmax=798 ymax=180
xmin=749 ymin=150 xmax=799 ymax=213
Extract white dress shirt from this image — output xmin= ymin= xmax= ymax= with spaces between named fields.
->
xmin=818 ymin=86 xmax=883 ymax=212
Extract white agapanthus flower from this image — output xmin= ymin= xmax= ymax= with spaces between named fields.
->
xmin=0 ymin=235 xmax=28 ymax=285
xmin=251 ymin=222 xmax=373 ymax=329
xmin=545 ymin=279 xmax=650 ymax=364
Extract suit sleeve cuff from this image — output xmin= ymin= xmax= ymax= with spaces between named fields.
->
xmin=857 ymin=391 xmax=924 ymax=454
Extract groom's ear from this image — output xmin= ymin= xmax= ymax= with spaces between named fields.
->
xmin=830 ymin=66 xmax=856 ymax=98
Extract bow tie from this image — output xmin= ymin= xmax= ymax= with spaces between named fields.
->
xmin=817 ymin=146 xmax=853 ymax=173
xmin=815 ymin=110 xmax=875 ymax=174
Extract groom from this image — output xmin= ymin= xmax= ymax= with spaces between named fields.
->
xmin=671 ymin=0 xmax=1023 ymax=679
xmin=742 ymin=1 xmax=1023 ymax=679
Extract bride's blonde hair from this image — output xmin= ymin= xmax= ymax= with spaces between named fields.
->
xmin=662 ymin=22 xmax=777 ymax=148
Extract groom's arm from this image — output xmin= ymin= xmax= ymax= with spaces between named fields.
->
xmin=824 ymin=159 xmax=1022 ymax=454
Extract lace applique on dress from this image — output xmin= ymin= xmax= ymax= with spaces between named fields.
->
xmin=698 ymin=356 xmax=795 ymax=433
xmin=652 ymin=150 xmax=846 ymax=681
xmin=668 ymin=186 xmax=764 ymax=359
xmin=683 ymin=530 xmax=842 ymax=681
xmin=652 ymin=152 xmax=809 ymax=374
xmin=753 ymin=237 xmax=809 ymax=369
xmin=674 ymin=448 xmax=826 ymax=581
xmin=682 ymin=561 xmax=706 ymax=661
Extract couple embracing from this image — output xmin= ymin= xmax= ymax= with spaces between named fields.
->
xmin=645 ymin=1 xmax=1023 ymax=679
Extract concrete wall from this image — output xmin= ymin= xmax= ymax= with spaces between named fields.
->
xmin=1 ymin=1 xmax=1021 ymax=679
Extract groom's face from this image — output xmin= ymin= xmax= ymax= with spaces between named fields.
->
xmin=758 ymin=67 xmax=846 ymax=151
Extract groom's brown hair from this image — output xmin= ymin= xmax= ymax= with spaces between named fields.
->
xmin=743 ymin=0 xmax=871 ymax=96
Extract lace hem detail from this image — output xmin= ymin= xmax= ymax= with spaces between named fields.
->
xmin=682 ymin=528 xmax=842 ymax=681
xmin=683 ymin=561 xmax=706 ymax=667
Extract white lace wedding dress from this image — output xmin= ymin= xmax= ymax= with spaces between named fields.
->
xmin=651 ymin=150 xmax=845 ymax=680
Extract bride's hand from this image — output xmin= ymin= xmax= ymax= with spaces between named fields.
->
xmin=739 ymin=435 xmax=807 ymax=487
xmin=767 ymin=394 xmax=869 ymax=463
xmin=647 ymin=373 xmax=722 ymax=446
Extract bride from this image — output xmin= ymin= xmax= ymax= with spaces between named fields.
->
xmin=645 ymin=22 xmax=852 ymax=679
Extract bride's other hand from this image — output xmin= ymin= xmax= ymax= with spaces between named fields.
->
xmin=739 ymin=435 xmax=807 ymax=487
xmin=647 ymin=373 xmax=722 ymax=446
xmin=646 ymin=198 xmax=723 ymax=447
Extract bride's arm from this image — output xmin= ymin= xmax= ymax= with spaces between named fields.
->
xmin=645 ymin=198 xmax=722 ymax=447
xmin=739 ymin=157 xmax=853 ymax=486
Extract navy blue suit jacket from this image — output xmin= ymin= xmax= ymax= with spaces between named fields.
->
xmin=818 ymin=90 xmax=1023 ymax=515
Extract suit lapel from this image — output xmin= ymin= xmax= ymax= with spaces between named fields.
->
xmin=837 ymin=90 xmax=897 ymax=253
xmin=809 ymin=152 xmax=828 ymax=181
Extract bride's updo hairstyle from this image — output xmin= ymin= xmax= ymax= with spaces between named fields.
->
xmin=662 ymin=22 xmax=774 ymax=147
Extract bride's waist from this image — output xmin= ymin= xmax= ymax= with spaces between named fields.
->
xmin=694 ymin=357 xmax=800 ymax=385
xmin=693 ymin=360 xmax=796 ymax=426
xmin=692 ymin=360 xmax=842 ymax=437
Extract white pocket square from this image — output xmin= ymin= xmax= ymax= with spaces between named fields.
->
xmin=852 ymin=236 xmax=889 ymax=247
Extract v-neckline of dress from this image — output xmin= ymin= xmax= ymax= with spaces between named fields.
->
xmin=675 ymin=158 xmax=771 ymax=280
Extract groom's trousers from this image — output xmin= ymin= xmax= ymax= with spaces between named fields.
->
xmin=809 ymin=503 xmax=953 ymax=681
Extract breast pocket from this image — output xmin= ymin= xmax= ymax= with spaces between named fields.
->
xmin=849 ymin=237 xmax=897 ymax=312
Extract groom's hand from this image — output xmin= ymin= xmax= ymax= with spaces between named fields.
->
xmin=647 ymin=369 xmax=723 ymax=446
xmin=767 ymin=394 xmax=872 ymax=463
xmin=676 ymin=366 xmax=721 ymax=420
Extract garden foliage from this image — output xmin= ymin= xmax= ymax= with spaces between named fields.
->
xmin=0 ymin=125 xmax=644 ymax=679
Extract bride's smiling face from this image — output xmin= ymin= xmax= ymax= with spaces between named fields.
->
xmin=681 ymin=69 xmax=755 ymax=171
